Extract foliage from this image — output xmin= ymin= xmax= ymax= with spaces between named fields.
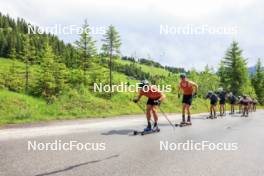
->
xmin=0 ymin=12 xmax=79 ymax=68
xmin=251 ymin=59 xmax=264 ymax=104
xmin=75 ymin=19 xmax=97 ymax=72
xmin=101 ymin=25 xmax=122 ymax=96
xmin=218 ymin=41 xmax=254 ymax=96
xmin=188 ymin=66 xmax=220 ymax=97
xmin=34 ymin=44 xmax=68 ymax=103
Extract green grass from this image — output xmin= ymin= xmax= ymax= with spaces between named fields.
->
xmin=0 ymin=89 xmax=48 ymax=124
xmin=0 ymin=57 xmax=262 ymax=125
xmin=0 ymin=88 xmax=211 ymax=125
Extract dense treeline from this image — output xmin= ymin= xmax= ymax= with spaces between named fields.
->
xmin=0 ymin=12 xmax=80 ymax=68
xmin=99 ymin=58 xmax=166 ymax=84
xmin=122 ymin=56 xmax=185 ymax=74
xmin=164 ymin=66 xmax=185 ymax=74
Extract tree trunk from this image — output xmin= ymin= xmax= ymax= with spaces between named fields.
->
xmin=109 ymin=50 xmax=112 ymax=97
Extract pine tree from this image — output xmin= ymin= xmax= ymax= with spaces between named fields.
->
xmin=101 ymin=25 xmax=121 ymax=97
xmin=252 ymin=59 xmax=264 ymax=104
xmin=0 ymin=31 xmax=4 ymax=56
xmin=0 ymin=32 xmax=8 ymax=57
xmin=20 ymin=35 xmax=37 ymax=94
xmin=4 ymin=61 xmax=24 ymax=92
xmin=20 ymin=35 xmax=30 ymax=93
xmin=8 ymin=47 xmax=17 ymax=59
xmin=218 ymin=61 xmax=227 ymax=88
xmin=36 ymin=43 xmax=67 ymax=103
xmin=75 ymin=19 xmax=97 ymax=71
xmin=219 ymin=41 xmax=252 ymax=95
xmin=53 ymin=62 xmax=68 ymax=95
xmin=37 ymin=43 xmax=57 ymax=103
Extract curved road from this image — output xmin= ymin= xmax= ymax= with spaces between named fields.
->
xmin=0 ymin=110 xmax=264 ymax=176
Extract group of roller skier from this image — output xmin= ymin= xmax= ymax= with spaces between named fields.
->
xmin=133 ymin=73 xmax=258 ymax=132
xmin=205 ymin=88 xmax=257 ymax=119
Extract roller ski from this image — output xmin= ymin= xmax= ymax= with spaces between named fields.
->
xmin=206 ymin=115 xmax=217 ymax=119
xmin=241 ymin=112 xmax=249 ymax=117
xmin=133 ymin=126 xmax=160 ymax=136
xmin=219 ymin=111 xmax=226 ymax=117
xmin=175 ymin=121 xmax=192 ymax=127
xmin=206 ymin=116 xmax=213 ymax=119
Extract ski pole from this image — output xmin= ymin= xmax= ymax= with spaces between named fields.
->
xmin=159 ymin=107 xmax=175 ymax=130
xmin=135 ymin=102 xmax=154 ymax=123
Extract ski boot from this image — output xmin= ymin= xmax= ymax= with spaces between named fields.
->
xmin=152 ymin=125 xmax=160 ymax=132
xmin=144 ymin=126 xmax=152 ymax=132
xmin=186 ymin=121 xmax=192 ymax=125
xmin=207 ymin=115 xmax=213 ymax=119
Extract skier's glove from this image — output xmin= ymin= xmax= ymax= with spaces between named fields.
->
xmin=192 ymin=92 xmax=197 ymax=98
xmin=153 ymin=100 xmax=161 ymax=106
xmin=133 ymin=99 xmax=138 ymax=103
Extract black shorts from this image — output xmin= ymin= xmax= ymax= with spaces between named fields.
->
xmin=211 ymin=100 xmax=217 ymax=106
xmin=230 ymin=101 xmax=236 ymax=105
xmin=219 ymin=99 xmax=226 ymax=105
xmin=182 ymin=95 xmax=193 ymax=105
xmin=147 ymin=98 xmax=160 ymax=106
xmin=242 ymin=102 xmax=249 ymax=106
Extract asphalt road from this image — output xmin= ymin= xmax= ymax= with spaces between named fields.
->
xmin=1 ymin=110 xmax=264 ymax=176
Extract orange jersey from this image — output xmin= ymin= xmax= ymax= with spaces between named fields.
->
xmin=179 ymin=80 xmax=195 ymax=95
xmin=140 ymin=86 xmax=162 ymax=99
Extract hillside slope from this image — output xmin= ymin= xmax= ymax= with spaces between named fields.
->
xmin=0 ymin=58 xmax=210 ymax=125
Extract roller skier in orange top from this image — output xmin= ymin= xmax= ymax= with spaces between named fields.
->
xmin=178 ymin=73 xmax=198 ymax=125
xmin=133 ymin=80 xmax=166 ymax=132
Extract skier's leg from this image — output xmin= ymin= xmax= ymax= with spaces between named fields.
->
xmin=242 ymin=105 xmax=245 ymax=117
xmin=152 ymin=106 xmax=158 ymax=126
xmin=187 ymin=104 xmax=191 ymax=120
xmin=181 ymin=103 xmax=186 ymax=124
xmin=186 ymin=95 xmax=192 ymax=124
xmin=213 ymin=105 xmax=217 ymax=118
xmin=222 ymin=104 xmax=225 ymax=115
xmin=145 ymin=105 xmax=152 ymax=130
xmin=151 ymin=106 xmax=159 ymax=130
xmin=210 ymin=105 xmax=213 ymax=117
xmin=246 ymin=105 xmax=249 ymax=116
xmin=186 ymin=104 xmax=192 ymax=125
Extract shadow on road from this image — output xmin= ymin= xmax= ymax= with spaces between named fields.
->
xmin=34 ymin=154 xmax=119 ymax=176
xmin=101 ymin=129 xmax=134 ymax=135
